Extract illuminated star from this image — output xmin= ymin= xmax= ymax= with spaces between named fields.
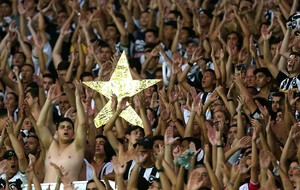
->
xmin=83 ymin=52 xmax=160 ymax=128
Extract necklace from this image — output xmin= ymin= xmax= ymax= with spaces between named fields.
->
xmin=58 ymin=145 xmax=66 ymax=156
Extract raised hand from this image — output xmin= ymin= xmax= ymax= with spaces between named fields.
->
xmin=149 ymin=0 xmax=158 ymax=10
xmin=60 ymin=22 xmax=71 ymax=36
xmin=255 ymin=100 xmax=269 ymax=119
xmin=168 ymin=85 xmax=179 ymax=104
xmin=150 ymin=92 xmax=159 ymax=109
xmin=5 ymin=117 xmax=14 ymax=135
xmin=47 ymin=85 xmax=60 ymax=104
xmin=287 ymin=89 xmax=299 ymax=106
xmin=190 ymin=47 xmax=202 ymax=63
xmin=208 ymin=90 xmax=219 ymax=103
xmin=18 ymin=2 xmax=27 ymax=15
xmin=249 ymin=36 xmax=257 ymax=58
xmin=289 ymin=123 xmax=300 ymax=140
xmin=100 ymin=61 xmax=113 ymax=80
xmin=191 ymin=93 xmax=201 ymax=112
xmin=261 ymin=30 xmax=272 ymax=41
xmin=118 ymin=97 xmax=129 ymax=112
xmin=111 ymin=156 xmax=127 ymax=175
xmin=235 ymin=136 xmax=252 ymax=149
xmin=259 ymin=150 xmax=272 ymax=169
xmin=0 ymin=160 xmax=8 ymax=175
xmin=164 ymin=126 xmax=180 ymax=145
xmin=135 ymin=146 xmax=148 ymax=164
xmin=50 ymin=162 xmax=72 ymax=185
xmin=171 ymin=58 xmax=182 ymax=75
xmin=26 ymin=154 xmax=36 ymax=181
xmin=207 ymin=126 xmax=217 ymax=145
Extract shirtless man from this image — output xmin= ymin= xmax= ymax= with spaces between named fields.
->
xmin=36 ymin=83 xmax=87 ymax=182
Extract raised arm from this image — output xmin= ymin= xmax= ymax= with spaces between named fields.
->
xmin=107 ymin=5 xmax=129 ymax=47
xmin=52 ymin=12 xmax=75 ymax=69
xmin=26 ymin=154 xmax=42 ymax=190
xmin=74 ymin=81 xmax=87 ymax=149
xmin=36 ymin=85 xmax=58 ymax=149
xmin=250 ymin=123 xmax=259 ymax=185
xmin=6 ymin=118 xmax=28 ymax=173
xmin=262 ymin=31 xmax=279 ymax=78
xmin=233 ymin=8 xmax=251 ymax=49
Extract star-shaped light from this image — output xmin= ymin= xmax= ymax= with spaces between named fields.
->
xmin=83 ymin=52 xmax=160 ymax=128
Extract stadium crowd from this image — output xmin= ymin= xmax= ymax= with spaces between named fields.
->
xmin=0 ymin=0 xmax=300 ymax=189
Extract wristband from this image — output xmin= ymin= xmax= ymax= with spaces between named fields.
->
xmin=157 ymin=167 xmax=164 ymax=172
xmin=227 ymin=98 xmax=233 ymax=102
xmin=217 ymin=144 xmax=224 ymax=148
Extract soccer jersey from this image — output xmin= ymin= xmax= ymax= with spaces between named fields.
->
xmin=0 ymin=171 xmax=27 ymax=190
xmin=276 ymin=71 xmax=300 ymax=92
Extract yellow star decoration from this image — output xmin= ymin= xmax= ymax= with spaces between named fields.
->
xmin=83 ymin=52 xmax=160 ymax=128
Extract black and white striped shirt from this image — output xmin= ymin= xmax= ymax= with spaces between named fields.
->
xmin=123 ymin=160 xmax=159 ymax=190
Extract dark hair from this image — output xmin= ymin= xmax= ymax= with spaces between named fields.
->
xmin=169 ymin=10 xmax=181 ymax=18
xmin=23 ymin=41 xmax=33 ymax=52
xmin=182 ymin=137 xmax=202 ymax=150
xmin=164 ymin=20 xmax=177 ymax=29
xmin=21 ymin=63 xmax=35 ymax=73
xmin=152 ymin=135 xmax=164 ymax=144
xmin=290 ymin=51 xmax=300 ymax=58
xmin=0 ymin=0 xmax=12 ymax=6
xmin=13 ymin=52 xmax=26 ymax=62
xmin=144 ymin=29 xmax=159 ymax=38
xmin=57 ymin=61 xmax=70 ymax=71
xmin=104 ymin=139 xmax=116 ymax=162
xmin=57 ymin=117 xmax=74 ymax=130
xmin=7 ymin=92 xmax=18 ymax=104
xmin=226 ymin=31 xmax=243 ymax=50
xmin=204 ymin=69 xmax=216 ymax=79
xmin=80 ymin=72 xmax=94 ymax=81
xmin=100 ymin=44 xmax=113 ymax=53
xmin=25 ymin=88 xmax=39 ymax=99
xmin=125 ymin=125 xmax=145 ymax=136
xmin=272 ymin=91 xmax=284 ymax=98
xmin=25 ymin=82 xmax=39 ymax=90
xmin=95 ymin=135 xmax=108 ymax=141
xmin=86 ymin=179 xmax=95 ymax=186
xmin=0 ymin=109 xmax=7 ymax=118
xmin=182 ymin=27 xmax=195 ymax=38
xmin=128 ymin=58 xmax=142 ymax=74
xmin=43 ymin=73 xmax=56 ymax=83
xmin=106 ymin=24 xmax=120 ymax=37
xmin=115 ymin=12 xmax=126 ymax=23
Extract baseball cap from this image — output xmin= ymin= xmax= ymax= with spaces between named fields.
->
xmin=134 ymin=137 xmax=153 ymax=149
xmin=3 ymin=150 xmax=17 ymax=159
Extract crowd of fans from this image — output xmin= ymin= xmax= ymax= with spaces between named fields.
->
xmin=0 ymin=0 xmax=300 ymax=189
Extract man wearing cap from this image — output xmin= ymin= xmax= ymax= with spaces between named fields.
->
xmin=124 ymin=137 xmax=159 ymax=190
xmin=0 ymin=150 xmax=27 ymax=190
